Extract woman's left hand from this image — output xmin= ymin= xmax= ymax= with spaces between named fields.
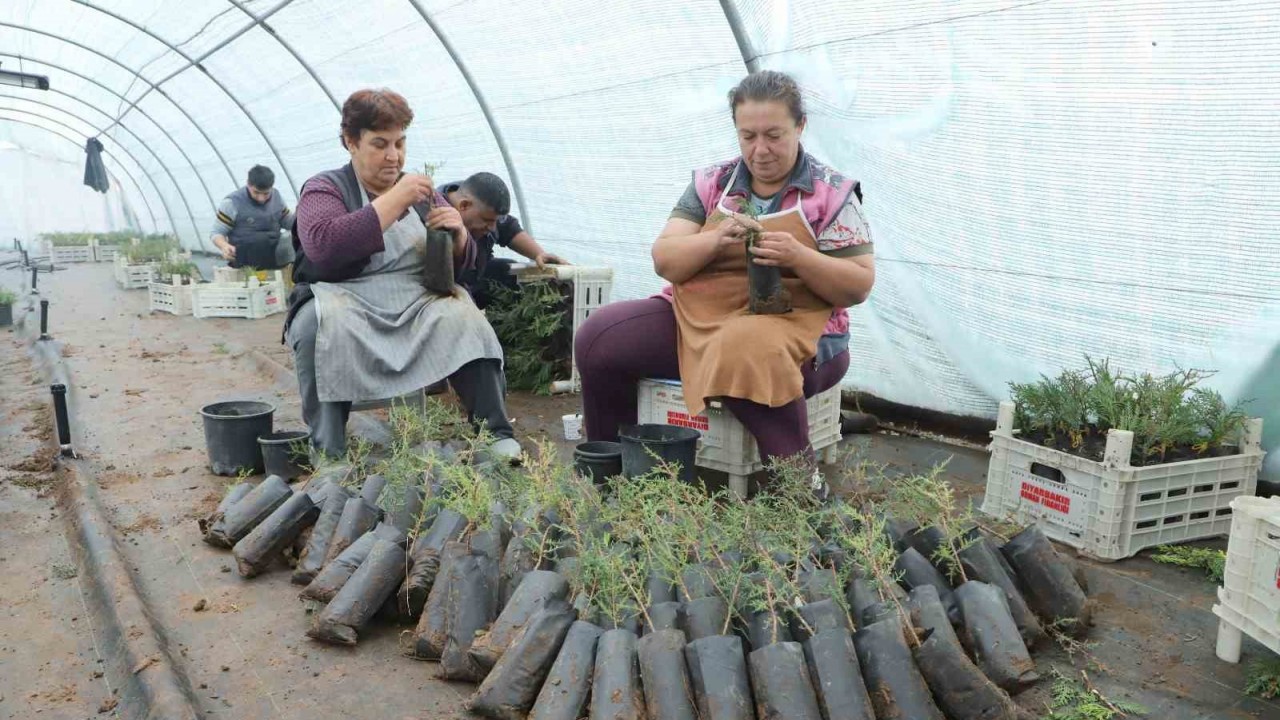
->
xmin=427 ymin=206 xmax=467 ymax=243
xmin=749 ymin=231 xmax=811 ymax=268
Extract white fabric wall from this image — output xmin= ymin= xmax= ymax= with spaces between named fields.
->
xmin=3 ymin=0 xmax=1278 ymax=473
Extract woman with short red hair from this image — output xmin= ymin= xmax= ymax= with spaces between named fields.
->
xmin=284 ymin=88 xmax=520 ymax=461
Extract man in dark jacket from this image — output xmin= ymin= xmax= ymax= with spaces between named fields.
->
xmin=440 ymin=172 xmax=568 ymax=309
xmin=210 ymin=165 xmax=294 ymax=269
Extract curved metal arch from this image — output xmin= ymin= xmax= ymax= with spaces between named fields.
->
xmin=1 ymin=53 xmax=227 ymax=213
xmin=0 ymin=113 xmax=169 ymax=234
xmin=405 ymin=0 xmax=532 ymax=231
xmin=0 ymin=95 xmax=202 ymax=241
xmin=224 ymin=0 xmax=341 ymax=111
xmin=69 ymin=0 xmax=300 ymax=195
xmin=0 ymin=21 xmax=237 ymax=186
xmin=717 ymin=0 xmax=762 ymax=73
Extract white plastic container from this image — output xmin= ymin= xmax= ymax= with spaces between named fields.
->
xmin=1214 ymin=495 xmax=1280 ymax=663
xmin=562 ymin=413 xmax=583 ymax=441
xmin=192 ymin=270 xmax=286 ymax=320
xmin=513 ymin=264 xmax=613 ymax=393
xmin=148 ymin=276 xmax=196 ymax=316
xmin=50 ymin=244 xmax=94 ymax=264
xmin=113 ymin=254 xmax=157 ymax=290
xmin=981 ymin=400 xmax=1264 ymax=561
xmin=636 ymin=379 xmax=842 ymax=498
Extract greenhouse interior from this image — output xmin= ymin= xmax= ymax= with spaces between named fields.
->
xmin=2 ymin=1 xmax=1279 ymax=718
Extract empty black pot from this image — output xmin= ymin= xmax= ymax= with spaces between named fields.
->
xmin=574 ymin=441 xmax=623 ymax=484
xmin=258 ymin=430 xmax=311 ymax=481
xmin=619 ymin=424 xmax=700 ymax=484
xmin=200 ymin=401 xmax=274 ymax=476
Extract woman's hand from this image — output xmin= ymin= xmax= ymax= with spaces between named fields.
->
xmin=427 ymin=205 xmax=469 ymax=245
xmin=390 ymin=173 xmax=436 ymax=207
xmin=713 ymin=212 xmax=762 ymax=247
xmin=749 ymin=230 xmax=810 ymax=268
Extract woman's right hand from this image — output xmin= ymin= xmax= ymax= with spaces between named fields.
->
xmin=391 ymin=173 xmax=436 ymax=208
xmin=714 ymin=212 xmax=763 ymax=247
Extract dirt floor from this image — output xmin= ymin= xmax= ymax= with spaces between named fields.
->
xmin=1 ymin=259 xmax=1279 ymax=719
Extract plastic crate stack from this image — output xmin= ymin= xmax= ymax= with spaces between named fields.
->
xmin=981 ymin=400 xmax=1264 ymax=561
xmin=148 ymin=276 xmax=196 ymax=316
xmin=1215 ymin=495 xmax=1280 ymax=663
xmin=114 ymin=253 xmax=158 ymax=289
xmin=636 ymin=379 xmax=842 ymax=498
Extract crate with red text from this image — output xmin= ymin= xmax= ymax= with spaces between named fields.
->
xmin=981 ymin=400 xmax=1264 ymax=561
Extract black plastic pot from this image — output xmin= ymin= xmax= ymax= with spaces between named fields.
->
xmin=903 ymin=526 xmax=953 ymax=578
xmin=257 ymin=430 xmax=310 ymax=481
xmin=746 ymin=608 xmax=793 ymax=651
xmin=905 ymin=585 xmax=964 ymax=652
xmin=199 ymin=400 xmax=275 ymax=476
xmin=300 ymin=523 xmax=404 ymax=603
xmin=469 ymin=602 xmax=577 ymax=720
xmin=683 ymin=596 xmax=730 ymax=641
xmin=685 ymin=634 xmax=753 ymax=720
xmin=498 ymin=531 xmax=553 ymax=609
xmin=1001 ymin=526 xmax=1091 ymax=635
xmin=439 ymin=549 xmax=501 ymax=681
xmin=470 ymin=570 xmax=570 ymax=671
xmin=802 ymin=629 xmax=876 ymax=720
xmin=292 ymin=484 xmax=351 ymax=585
xmin=0 ymin=303 xmax=11 ymax=328
xmin=746 ymin=251 xmax=792 ymax=316
xmin=883 ymin=517 xmax=919 ymax=554
xmin=423 ymin=227 xmax=456 ymax=296
xmin=749 ymin=641 xmax=821 ymax=720
xmin=913 ymin=626 xmax=1021 ymax=720
xmin=202 ymin=475 xmax=291 ymax=548
xmin=198 ymin=481 xmax=253 ymax=539
xmin=400 ymin=507 xmax=469 ymax=616
xmin=647 ymin=569 xmax=677 ymax=605
xmin=232 ymin=490 xmax=319 ymax=578
xmin=573 ymin=441 xmax=623 ymax=484
xmin=958 ymin=532 xmax=1045 ymax=648
xmin=591 ymin=628 xmax=646 ymax=720
xmin=952 ymin=581 xmax=1039 ymax=694
xmin=619 ymin=424 xmax=700 ymax=484
xmin=637 ymin=629 xmax=698 ymax=720
xmin=793 ymin=599 xmax=851 ymax=642
xmin=800 ymin=569 xmax=842 ymax=604
xmin=323 ymin=496 xmax=381 ymax=567
xmin=679 ymin=563 xmax=718 ymax=603
xmin=894 ymin=547 xmax=960 ymax=624
xmin=852 ymin=617 xmax=945 ymax=720
xmin=411 ymin=540 xmax=469 ymax=660
xmin=308 ymin=534 xmax=408 ymax=645
xmin=529 ymin=620 xmax=603 ymax=720
xmin=643 ymin=601 xmax=685 ymax=636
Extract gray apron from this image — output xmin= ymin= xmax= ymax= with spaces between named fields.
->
xmin=311 ymin=199 xmax=503 ymax=403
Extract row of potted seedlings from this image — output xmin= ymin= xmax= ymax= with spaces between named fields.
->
xmin=195 ymin=402 xmax=1091 ymax=720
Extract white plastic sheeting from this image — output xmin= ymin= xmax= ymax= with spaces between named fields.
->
xmin=2 ymin=0 xmax=1278 ymax=473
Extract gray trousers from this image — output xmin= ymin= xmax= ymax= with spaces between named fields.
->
xmin=287 ymin=300 xmax=514 ymax=458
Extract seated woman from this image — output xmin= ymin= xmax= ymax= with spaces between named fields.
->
xmin=284 ymin=88 xmax=521 ymax=461
xmin=575 ymin=70 xmax=874 ymax=487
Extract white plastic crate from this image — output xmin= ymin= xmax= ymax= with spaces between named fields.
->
xmin=93 ymin=242 xmax=121 ymax=263
xmin=213 ymin=266 xmax=246 ymax=285
xmin=192 ymin=271 xmax=286 ymax=319
xmin=114 ymin=255 xmax=157 ymax=289
xmin=1214 ymin=496 xmax=1280 ymax=663
xmin=148 ymin=277 xmax=196 ymax=316
xmin=513 ymin=264 xmax=613 ymax=392
xmin=637 ymin=379 xmax=843 ymax=497
xmin=51 ymin=244 xmax=94 ymax=264
xmin=981 ymin=400 xmax=1265 ymax=561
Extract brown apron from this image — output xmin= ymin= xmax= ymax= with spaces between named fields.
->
xmin=672 ymin=177 xmax=833 ymax=416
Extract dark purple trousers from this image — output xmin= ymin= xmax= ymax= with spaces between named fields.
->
xmin=574 ymin=297 xmax=849 ymax=467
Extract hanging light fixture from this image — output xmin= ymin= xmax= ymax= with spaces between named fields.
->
xmin=0 ymin=67 xmax=50 ymax=90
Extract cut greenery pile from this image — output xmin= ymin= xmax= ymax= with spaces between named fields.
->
xmin=1009 ymin=356 xmax=1248 ymax=466
xmin=485 ymin=280 xmax=572 ymax=393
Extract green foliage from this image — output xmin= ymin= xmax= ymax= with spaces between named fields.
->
xmin=157 ymin=259 xmax=198 ymax=280
xmin=39 ymin=231 xmax=172 ymax=247
xmin=876 ymin=459 xmax=975 ymax=582
xmin=1009 ymin=355 xmax=1248 ymax=464
xmin=0 ymin=286 xmax=16 ymax=305
xmin=125 ymin=236 xmax=178 ymax=263
xmin=486 ymin=280 xmax=570 ymax=393
xmin=1044 ymin=669 xmax=1148 ymax=719
xmin=1149 ymin=545 xmax=1226 ymax=584
xmin=1245 ymin=657 xmax=1280 ymax=699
